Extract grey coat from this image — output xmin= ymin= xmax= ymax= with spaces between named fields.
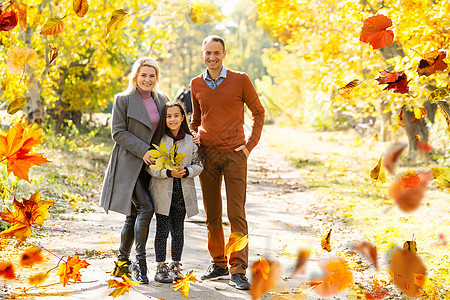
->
xmin=99 ymin=90 xmax=168 ymax=215
xmin=148 ymin=134 xmax=203 ymax=217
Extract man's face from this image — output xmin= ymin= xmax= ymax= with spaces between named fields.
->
xmin=202 ymin=41 xmax=226 ymax=71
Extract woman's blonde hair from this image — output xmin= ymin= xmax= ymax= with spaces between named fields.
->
xmin=116 ymin=57 xmax=160 ymax=97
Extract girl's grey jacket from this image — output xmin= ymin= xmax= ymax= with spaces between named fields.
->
xmin=99 ymin=90 xmax=168 ymax=215
xmin=148 ymin=134 xmax=203 ymax=218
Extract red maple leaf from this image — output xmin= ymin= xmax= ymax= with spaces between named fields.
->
xmin=360 ymin=14 xmax=394 ymax=49
xmin=417 ymin=50 xmax=448 ymax=76
xmin=375 ymin=70 xmax=409 ymax=94
xmin=0 ymin=120 xmax=50 ymax=182
xmin=0 ymin=11 xmax=18 ymax=31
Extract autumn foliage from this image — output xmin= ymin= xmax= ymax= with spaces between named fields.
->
xmin=56 ymin=255 xmax=90 ymax=286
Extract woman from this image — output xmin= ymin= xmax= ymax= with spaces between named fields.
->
xmin=100 ymin=57 xmax=169 ymax=284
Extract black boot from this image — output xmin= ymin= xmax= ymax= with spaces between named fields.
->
xmin=130 ymin=259 xmax=149 ymax=284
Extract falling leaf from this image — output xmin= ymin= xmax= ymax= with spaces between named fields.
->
xmin=373 ymin=269 xmax=394 ymax=291
xmin=250 ymin=260 xmax=282 ymax=300
xmin=400 ymin=169 xmax=421 ymax=190
xmin=73 ymin=0 xmax=89 ymax=18
xmin=389 ymin=170 xmax=432 ymax=212
xmin=106 ymin=9 xmax=131 ymax=34
xmin=417 ymin=50 xmax=448 ymax=76
xmin=412 ymin=107 xmax=427 ymax=123
xmin=57 ymin=255 xmax=90 ymax=286
xmin=338 ymin=79 xmax=363 ymax=94
xmin=390 ymin=247 xmax=426 ymax=297
xmin=360 ymin=14 xmax=394 ymax=49
xmin=429 ymin=87 xmax=450 ymax=103
xmin=413 ymin=273 xmax=426 ymax=288
xmin=383 ymin=143 xmax=407 ymax=174
xmin=429 ymin=167 xmax=450 ymax=192
xmin=7 ymin=97 xmax=26 ymax=115
xmin=415 ymin=135 xmax=421 ymax=142
xmin=323 ymin=257 xmax=353 ymax=292
xmin=0 ymin=120 xmax=50 ymax=182
xmin=0 ymin=262 xmax=15 ymax=279
xmin=394 ymin=107 xmax=406 ymax=128
xmin=321 ymin=229 xmax=332 ymax=252
xmin=68 ymin=194 xmax=84 ymax=209
xmin=370 ymin=156 xmax=386 ymax=184
xmin=437 ymin=102 xmax=450 ymax=130
xmin=352 ymin=241 xmax=378 ymax=268
xmin=112 ymin=260 xmax=130 ymax=277
xmin=48 ymin=44 xmax=58 ymax=65
xmin=6 ymin=47 xmax=38 ymax=75
xmin=403 ymin=239 xmax=417 ymax=254
xmin=417 ymin=142 xmax=432 ymax=153
xmin=303 ymin=53 xmax=318 ymax=61
xmin=40 ymin=17 xmax=65 ymax=35
xmin=188 ymin=0 xmax=224 ymax=25
xmin=21 ymin=247 xmax=43 ymax=266
xmin=252 ymin=258 xmax=270 ymax=281
xmin=173 ymin=270 xmax=198 ymax=299
xmin=225 ymin=232 xmax=248 ymax=256
xmin=0 ymin=191 xmax=54 ymax=245
xmin=107 ymin=274 xmax=140 ymax=298
xmin=293 ymin=249 xmax=311 ymax=276
xmin=28 ymin=273 xmax=49 ymax=285
xmin=11 ymin=3 xmax=27 ymax=29
xmin=0 ymin=11 xmax=18 ymax=31
xmin=375 ymin=70 xmax=409 ymax=94
xmin=373 ymin=134 xmax=379 ymax=141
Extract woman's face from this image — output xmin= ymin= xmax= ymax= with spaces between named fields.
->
xmin=166 ymin=106 xmax=184 ymax=134
xmin=136 ymin=66 xmax=157 ymax=92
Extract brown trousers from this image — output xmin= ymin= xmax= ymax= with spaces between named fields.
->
xmin=200 ymin=150 xmax=248 ymax=275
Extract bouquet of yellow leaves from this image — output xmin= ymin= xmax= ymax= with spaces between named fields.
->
xmin=149 ymin=141 xmax=186 ymax=171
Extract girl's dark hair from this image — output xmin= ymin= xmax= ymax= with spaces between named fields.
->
xmin=151 ymin=101 xmax=192 ymax=148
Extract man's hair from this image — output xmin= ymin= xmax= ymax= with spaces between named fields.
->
xmin=202 ymin=35 xmax=226 ymax=52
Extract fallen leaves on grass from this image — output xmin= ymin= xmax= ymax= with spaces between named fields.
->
xmin=321 ymin=229 xmax=332 ymax=252
xmin=57 ymin=255 xmax=90 ymax=286
xmin=250 ymin=259 xmax=281 ymax=300
xmin=390 ymin=247 xmax=426 ymax=297
xmin=173 ymin=270 xmax=198 ymax=299
xmin=225 ymin=231 xmax=248 ymax=256
xmin=107 ymin=274 xmax=140 ymax=298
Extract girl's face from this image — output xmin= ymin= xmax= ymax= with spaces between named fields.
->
xmin=166 ymin=106 xmax=184 ymax=134
xmin=136 ymin=66 xmax=157 ymax=92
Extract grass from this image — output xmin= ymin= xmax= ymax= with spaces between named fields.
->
xmin=263 ymin=124 xmax=450 ymax=298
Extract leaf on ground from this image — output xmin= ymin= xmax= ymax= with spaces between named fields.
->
xmin=370 ymin=156 xmax=386 ymax=183
xmin=360 ymin=14 xmax=394 ymax=49
xmin=173 ymin=270 xmax=198 ymax=299
xmin=7 ymin=97 xmax=26 ymax=115
xmin=390 ymin=247 xmax=426 ymax=297
xmin=0 ymin=120 xmax=49 ymax=182
xmin=293 ymin=249 xmax=311 ymax=276
xmin=252 ymin=258 xmax=270 ymax=281
xmin=73 ymin=0 xmax=89 ymax=18
xmin=389 ymin=170 xmax=432 ymax=212
xmin=107 ymin=274 xmax=140 ymax=298
xmin=417 ymin=50 xmax=447 ymax=76
xmin=338 ymin=79 xmax=363 ymax=94
xmin=323 ymin=257 xmax=353 ymax=292
xmin=373 ymin=269 xmax=394 ymax=291
xmin=376 ymin=70 xmax=409 ymax=94
xmin=57 ymin=255 xmax=90 ymax=286
xmin=352 ymin=241 xmax=378 ymax=268
xmin=21 ymin=247 xmax=43 ymax=266
xmin=40 ymin=17 xmax=65 ymax=35
xmin=383 ymin=143 xmax=407 ymax=174
xmin=188 ymin=0 xmax=225 ymax=25
xmin=106 ymin=9 xmax=131 ymax=34
xmin=6 ymin=46 xmax=38 ymax=75
xmin=412 ymin=107 xmax=427 ymax=123
xmin=400 ymin=169 xmax=421 ymax=190
xmin=225 ymin=232 xmax=248 ymax=256
xmin=0 ymin=191 xmax=54 ymax=245
xmin=0 ymin=262 xmax=15 ymax=279
xmin=429 ymin=167 xmax=450 ymax=192
xmin=250 ymin=260 xmax=282 ymax=300
xmin=28 ymin=272 xmax=49 ymax=285
xmin=321 ymin=229 xmax=332 ymax=252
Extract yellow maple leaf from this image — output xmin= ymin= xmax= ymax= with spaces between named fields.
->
xmin=225 ymin=232 xmax=249 ymax=256
xmin=173 ymin=270 xmax=198 ymax=299
xmin=6 ymin=47 xmax=38 ymax=75
xmin=107 ymin=274 xmax=140 ymax=298
xmin=188 ymin=0 xmax=224 ymax=25
xmin=56 ymin=255 xmax=90 ymax=286
xmin=429 ymin=167 xmax=450 ymax=192
xmin=28 ymin=272 xmax=49 ymax=285
xmin=324 ymin=257 xmax=354 ymax=292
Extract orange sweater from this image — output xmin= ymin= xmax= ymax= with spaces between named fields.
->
xmin=190 ymin=69 xmax=265 ymax=153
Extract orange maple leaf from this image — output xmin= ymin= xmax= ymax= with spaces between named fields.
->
xmin=0 ymin=120 xmax=49 ymax=182
xmin=417 ymin=50 xmax=448 ymax=76
xmin=21 ymin=246 xmax=44 ymax=266
xmin=0 ymin=191 xmax=54 ymax=246
xmin=360 ymin=14 xmax=394 ymax=49
xmin=323 ymin=257 xmax=354 ymax=292
xmin=56 ymin=255 xmax=90 ymax=286
xmin=252 ymin=258 xmax=270 ymax=281
xmin=173 ymin=270 xmax=198 ymax=299
xmin=107 ymin=274 xmax=140 ymax=298
xmin=0 ymin=261 xmax=15 ymax=279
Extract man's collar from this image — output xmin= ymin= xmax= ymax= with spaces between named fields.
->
xmin=203 ymin=67 xmax=228 ymax=81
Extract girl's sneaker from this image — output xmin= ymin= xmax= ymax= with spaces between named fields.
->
xmin=169 ymin=262 xmax=183 ymax=280
xmin=154 ymin=263 xmax=173 ymax=283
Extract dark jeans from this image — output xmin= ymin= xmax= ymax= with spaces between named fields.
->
xmin=118 ymin=167 xmax=154 ymax=261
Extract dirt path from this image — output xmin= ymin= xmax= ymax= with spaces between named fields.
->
xmin=2 ymin=128 xmax=394 ymax=300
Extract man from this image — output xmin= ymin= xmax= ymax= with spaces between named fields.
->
xmin=190 ymin=35 xmax=265 ymax=290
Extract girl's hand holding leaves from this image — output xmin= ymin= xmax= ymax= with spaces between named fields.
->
xmin=149 ymin=141 xmax=186 ymax=171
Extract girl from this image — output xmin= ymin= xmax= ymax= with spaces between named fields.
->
xmin=148 ymin=101 xmax=203 ymax=283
